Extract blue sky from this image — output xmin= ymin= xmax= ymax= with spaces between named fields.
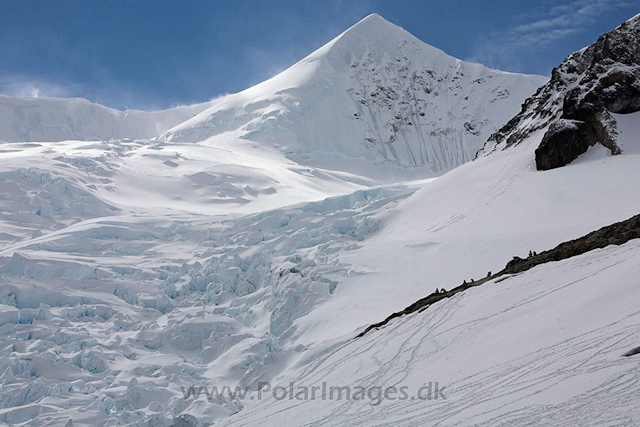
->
xmin=1 ymin=0 xmax=638 ymax=110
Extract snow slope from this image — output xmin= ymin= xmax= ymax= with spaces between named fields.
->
xmin=1 ymin=107 xmax=639 ymax=426
xmin=0 ymin=94 xmax=213 ymax=143
xmin=0 ymin=136 xmax=371 ymax=245
xmin=0 ymin=15 xmax=546 ymax=179
xmin=613 ymin=111 xmax=640 ymax=155
xmin=0 ymin=13 xmax=638 ymax=427
xmin=165 ymin=14 xmax=547 ymax=180
xmin=218 ymin=112 xmax=640 ymax=426
xmin=224 ymin=240 xmax=640 ymax=426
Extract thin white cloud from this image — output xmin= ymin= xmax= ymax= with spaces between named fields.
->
xmin=0 ymin=75 xmax=74 ymax=99
xmin=467 ymin=0 xmax=633 ymax=73
xmin=0 ymin=73 xmax=173 ymax=111
xmin=514 ymin=0 xmax=630 ymax=34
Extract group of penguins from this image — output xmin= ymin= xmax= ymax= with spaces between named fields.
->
xmin=434 ymin=270 xmax=496 ymax=295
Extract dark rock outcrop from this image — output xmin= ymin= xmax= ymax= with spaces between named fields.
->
xmin=478 ymin=13 xmax=640 ymax=170
xmin=359 ymin=213 xmax=640 ymax=338
xmin=503 ymin=213 xmax=640 ymax=274
xmin=535 ymin=114 xmax=620 ymax=170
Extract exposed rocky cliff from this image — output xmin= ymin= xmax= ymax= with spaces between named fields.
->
xmin=478 ymin=13 xmax=640 ymax=170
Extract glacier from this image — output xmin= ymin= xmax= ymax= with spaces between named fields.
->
xmin=0 ymin=12 xmax=639 ymax=427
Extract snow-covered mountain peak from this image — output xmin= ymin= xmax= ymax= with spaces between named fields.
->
xmin=0 ymin=14 xmax=545 ymax=181
xmin=313 ymin=13 xmax=446 ymax=65
xmin=165 ymin=15 xmax=546 ymax=180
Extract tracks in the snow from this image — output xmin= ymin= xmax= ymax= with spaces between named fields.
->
xmin=358 ymin=213 xmax=640 ymax=338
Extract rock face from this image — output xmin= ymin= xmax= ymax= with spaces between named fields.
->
xmin=535 ymin=114 xmax=619 ymax=170
xmin=478 ymin=13 xmax=640 ymax=170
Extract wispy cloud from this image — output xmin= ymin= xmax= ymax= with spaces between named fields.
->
xmin=0 ymin=29 xmax=169 ymax=110
xmin=513 ymin=0 xmax=629 ymax=34
xmin=468 ymin=0 xmax=633 ymax=73
xmin=0 ymin=74 xmax=170 ymax=111
xmin=0 ymin=74 xmax=77 ymax=99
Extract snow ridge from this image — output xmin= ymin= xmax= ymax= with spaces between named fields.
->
xmin=0 ymin=95 xmax=213 ymax=143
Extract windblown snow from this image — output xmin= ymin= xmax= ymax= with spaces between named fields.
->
xmin=1 ymin=12 xmax=639 ymax=427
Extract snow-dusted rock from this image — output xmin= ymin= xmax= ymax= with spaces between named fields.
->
xmin=479 ymin=13 xmax=640 ymax=170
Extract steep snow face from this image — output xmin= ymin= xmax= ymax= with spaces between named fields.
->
xmin=0 ymin=94 xmax=213 ymax=142
xmin=166 ymin=14 xmax=546 ymax=180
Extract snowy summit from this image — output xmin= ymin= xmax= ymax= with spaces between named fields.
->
xmin=0 ymin=11 xmax=639 ymax=427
